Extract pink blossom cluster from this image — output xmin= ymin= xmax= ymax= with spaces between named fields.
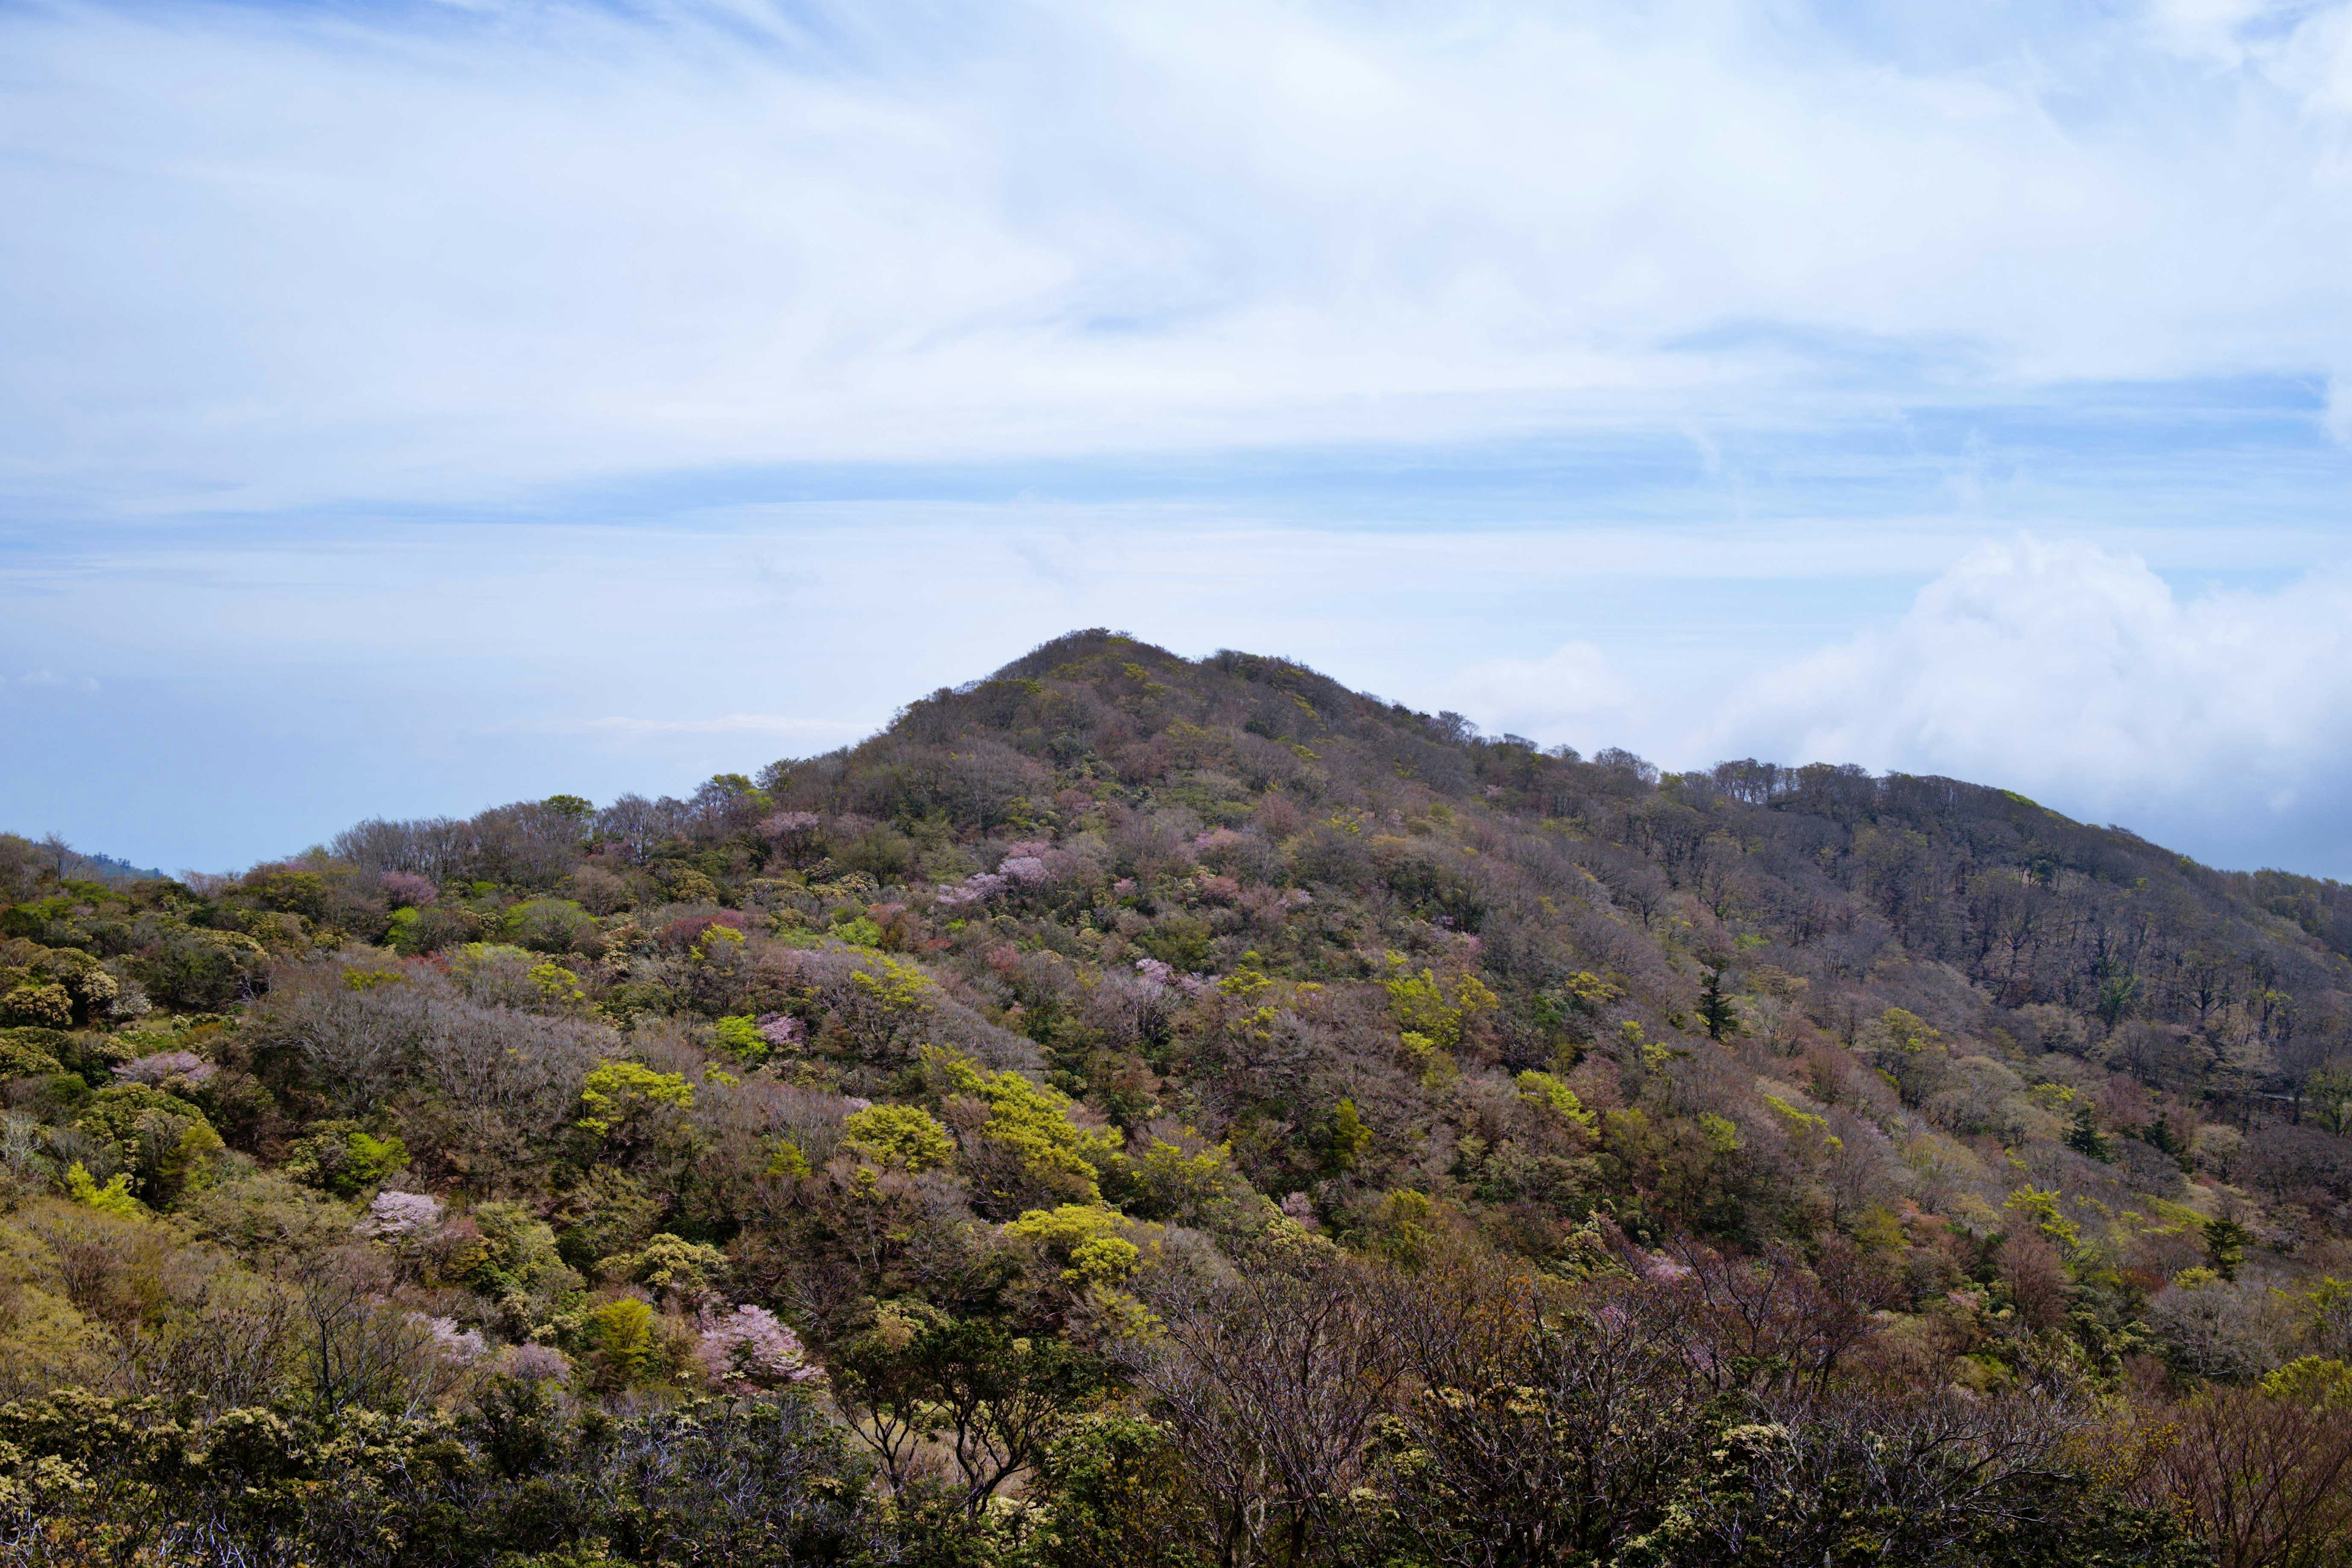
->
xmin=1193 ymin=829 xmax=1246 ymax=853
xmin=418 ymin=1314 xmax=488 ymax=1362
xmin=381 ymin=872 xmax=438 ymax=909
xmin=934 ymin=872 xmax=1008 ymax=908
xmin=755 ymin=1013 xmax=804 ymax=1049
xmin=503 ymin=1343 xmax=571 ymax=1383
xmin=695 ymin=1303 xmax=816 ymax=1390
xmin=1000 ymin=839 xmax=1080 ymax=884
xmin=1133 ymin=957 xmax=1212 ymax=995
xmin=759 ymin=812 xmax=823 ymax=837
xmin=1640 ymin=1251 xmax=1694 ymax=1284
xmin=360 ymin=1189 xmax=444 ymax=1237
xmin=115 ymin=1050 xmax=215 ymax=1087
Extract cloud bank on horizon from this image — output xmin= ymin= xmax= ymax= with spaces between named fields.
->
xmin=4 ymin=0 xmax=2352 ymax=875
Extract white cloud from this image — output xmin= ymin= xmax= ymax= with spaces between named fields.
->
xmin=6 ymin=0 xmax=2352 ymax=513
xmin=2145 ymin=0 xmax=2286 ymax=64
xmin=1441 ymin=641 xmax=1637 ymax=746
xmin=1706 ymin=538 xmax=2352 ymax=866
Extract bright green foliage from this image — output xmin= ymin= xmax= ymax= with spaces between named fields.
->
xmin=2263 ymin=1355 xmax=2352 ymax=1408
xmin=847 ymin=951 xmax=927 ymax=1007
xmin=842 ymin=1102 xmax=955 ymax=1171
xmin=834 ymin=916 xmax=885 ymax=949
xmin=1005 ymin=1204 xmax=1142 ymax=1285
xmin=1760 ymin=1093 xmax=1841 ymax=1155
xmin=1027 ymin=1412 xmax=1214 ymax=1568
xmin=1698 ymin=1112 xmax=1741 ymax=1153
xmin=1881 ymin=1008 xmax=1940 ymax=1053
xmin=64 ymin=1161 xmax=140 ymax=1216
xmin=1367 ymin=1188 xmax=1440 ymax=1267
xmin=1877 ymin=1007 xmax=1947 ymax=1104
xmin=2310 ymin=1066 xmax=2352 ymax=1137
xmin=1329 ymin=1097 xmax=1372 ymax=1169
xmin=690 ymin=923 xmax=745 ymax=960
xmin=1382 ymin=959 xmax=1498 ymax=1052
xmin=585 ymin=1297 xmax=658 ymax=1387
xmin=711 ymin=1014 xmax=767 ymax=1062
xmin=576 ymin=1060 xmax=694 ymax=1140
xmin=0 ymin=1031 xmax=62 ymax=1077
xmin=833 ymin=952 xmax=936 ymax=1065
xmin=504 ymin=897 xmax=598 ymax=954
xmin=1515 ymin=1070 xmax=1596 ymax=1128
xmin=527 ymin=961 xmax=586 ymax=1008
xmin=6 ymin=631 xmax=2349 ymax=1567
xmin=284 ymin=1121 xmax=410 ymax=1196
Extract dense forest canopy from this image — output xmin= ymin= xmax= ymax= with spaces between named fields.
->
xmin=6 ymin=629 xmax=2352 ymax=1564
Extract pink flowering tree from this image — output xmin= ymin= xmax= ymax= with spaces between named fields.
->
xmin=381 ymin=871 xmax=439 ymax=908
xmin=695 ymin=1303 xmax=816 ymax=1392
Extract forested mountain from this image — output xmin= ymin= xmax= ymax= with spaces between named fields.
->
xmin=6 ymin=628 xmax=2352 ymax=1564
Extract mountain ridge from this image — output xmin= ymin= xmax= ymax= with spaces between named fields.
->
xmin=0 ymin=627 xmax=2348 ymax=1562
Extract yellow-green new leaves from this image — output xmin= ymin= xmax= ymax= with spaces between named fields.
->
xmin=1880 ymin=1008 xmax=1940 ymax=1054
xmin=1131 ymin=1137 xmax=1238 ymax=1223
xmin=1382 ymin=958 xmax=1498 ymax=1052
xmin=2264 ymin=1355 xmax=2352 ymax=1409
xmin=2003 ymin=1186 xmax=2080 ymax=1251
xmin=585 ymin=1297 xmax=658 ymax=1387
xmin=1005 ymin=1204 xmax=1141 ymax=1286
xmin=923 ymin=1046 xmax=1119 ymax=1208
xmin=1329 ymin=1098 xmax=1372 ymax=1170
xmin=64 ymin=1161 xmax=139 ymax=1216
xmin=835 ymin=953 xmax=937 ymax=1066
xmin=576 ymin=1060 xmax=694 ymax=1139
xmin=1384 ymin=958 xmax=1497 ymax=1085
xmin=1515 ymin=1070 xmax=1596 ymax=1129
xmin=842 ymin=1104 xmax=954 ymax=1172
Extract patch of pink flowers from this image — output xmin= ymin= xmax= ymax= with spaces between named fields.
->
xmin=115 ymin=1051 xmax=214 ymax=1087
xmin=935 ymin=872 xmax=1008 ymax=908
xmin=381 ymin=871 xmax=439 ymax=908
xmin=359 ymin=1189 xmax=444 ymax=1238
xmin=419 ymin=1314 xmax=488 ymax=1362
xmin=755 ymin=1013 xmax=804 ymax=1049
xmin=695 ymin=1304 xmax=816 ymax=1390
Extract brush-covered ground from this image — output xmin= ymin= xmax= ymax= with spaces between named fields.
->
xmin=4 ymin=630 xmax=2352 ymax=1565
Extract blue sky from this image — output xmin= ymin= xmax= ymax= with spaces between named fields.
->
xmin=6 ymin=0 xmax=2352 ymax=876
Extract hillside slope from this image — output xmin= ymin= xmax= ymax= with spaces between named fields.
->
xmin=2 ymin=628 xmax=2350 ymax=1562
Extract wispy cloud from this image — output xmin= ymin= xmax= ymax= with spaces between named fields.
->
xmin=6 ymin=0 xmax=2352 ymax=514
